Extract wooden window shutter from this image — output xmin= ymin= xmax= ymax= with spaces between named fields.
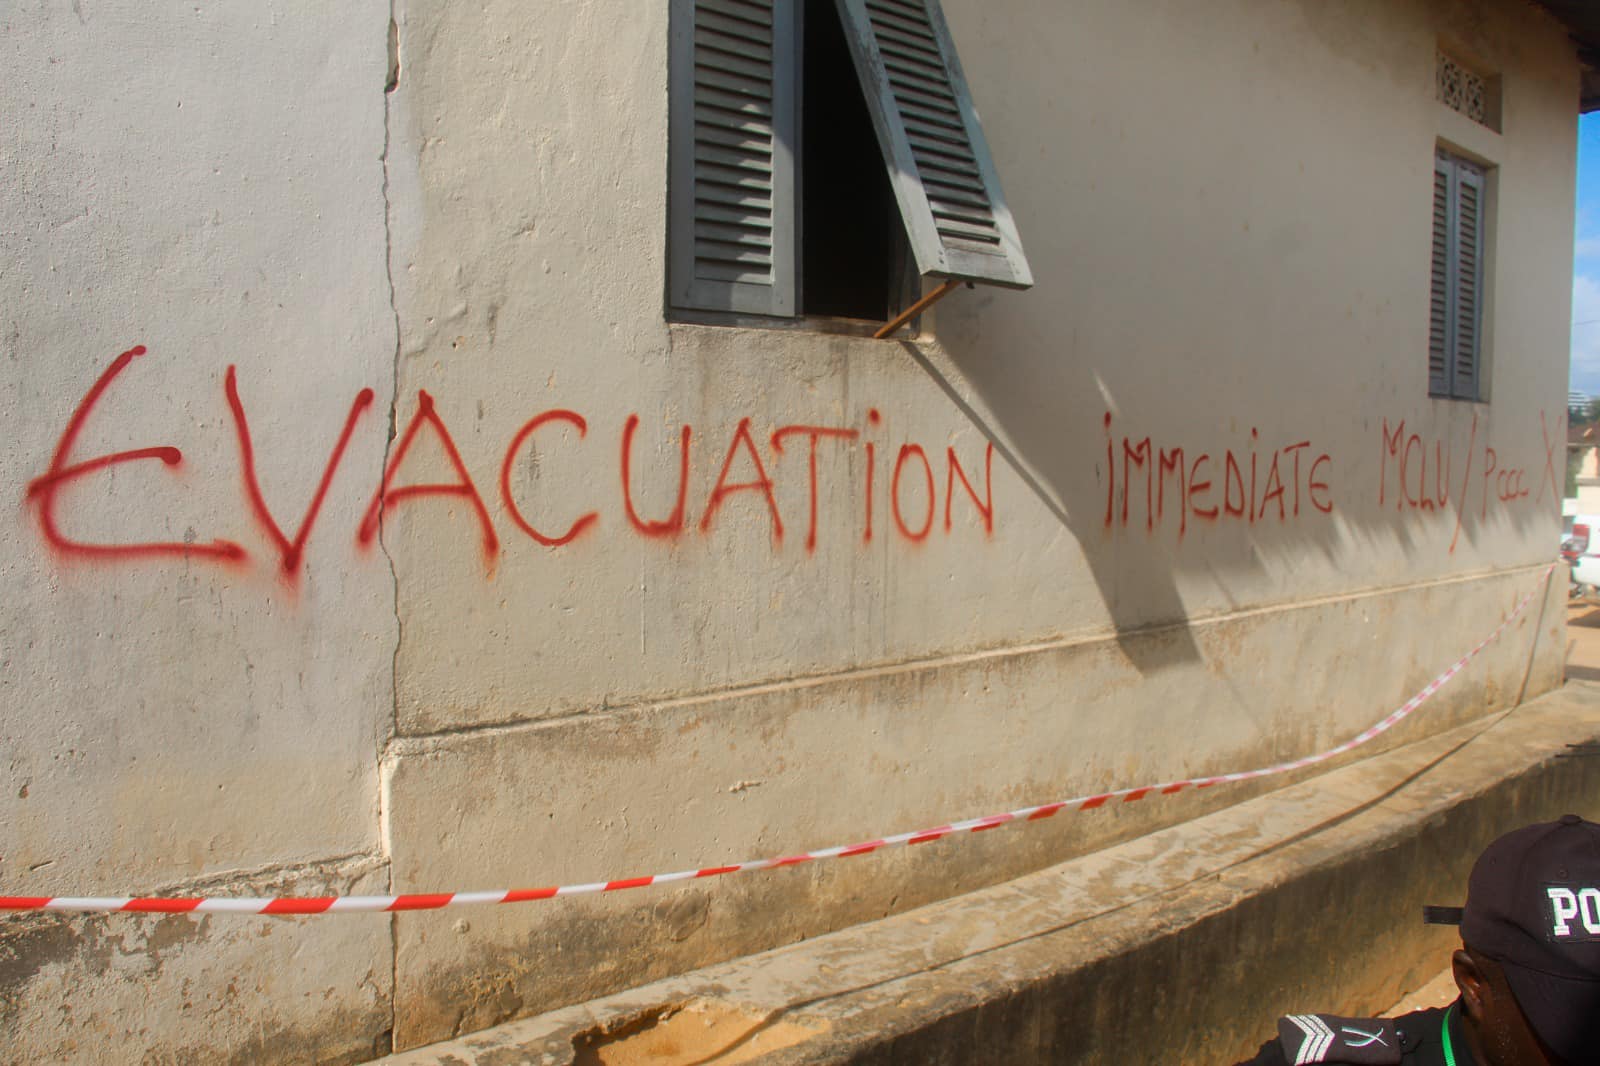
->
xmin=669 ymin=0 xmax=799 ymax=315
xmin=1430 ymin=150 xmax=1486 ymax=401
xmin=1451 ymin=163 xmax=1484 ymax=401
xmin=832 ymin=0 xmax=1033 ymax=290
xmin=1428 ymin=156 xmax=1451 ymax=397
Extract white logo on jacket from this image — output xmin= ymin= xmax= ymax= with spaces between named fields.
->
xmin=1340 ymin=1026 xmax=1388 ymax=1048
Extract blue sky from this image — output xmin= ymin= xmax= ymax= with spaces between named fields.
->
xmin=1571 ymin=112 xmax=1600 ymax=395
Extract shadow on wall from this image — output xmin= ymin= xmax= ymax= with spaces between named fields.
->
xmin=906 ymin=0 xmax=1565 ymax=677
xmin=913 ymin=296 xmax=1557 ymax=678
xmin=897 ymin=338 xmax=1208 ymax=674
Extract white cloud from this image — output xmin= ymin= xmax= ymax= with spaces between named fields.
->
xmin=1571 ymin=273 xmax=1600 ymax=396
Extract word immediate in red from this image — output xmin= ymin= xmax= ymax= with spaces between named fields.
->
xmin=25 ymin=346 xmax=999 ymax=579
xmin=1102 ymin=412 xmax=1335 ymax=537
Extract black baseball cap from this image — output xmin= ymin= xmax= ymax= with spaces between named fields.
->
xmin=1425 ymin=815 xmax=1600 ymax=1063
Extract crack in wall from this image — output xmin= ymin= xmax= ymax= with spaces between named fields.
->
xmin=379 ymin=0 xmax=404 ymax=1053
xmin=153 ymin=852 xmax=389 ymax=897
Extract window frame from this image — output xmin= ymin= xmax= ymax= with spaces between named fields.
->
xmin=1429 ymin=147 xmax=1488 ymax=403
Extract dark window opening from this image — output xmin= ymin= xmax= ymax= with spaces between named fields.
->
xmin=801 ymin=0 xmax=909 ymax=321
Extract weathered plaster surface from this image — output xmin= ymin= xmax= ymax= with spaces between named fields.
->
xmin=374 ymin=0 xmax=1573 ymax=1046
xmin=0 ymin=0 xmax=1581 ymax=1059
xmin=380 ymin=681 xmax=1600 ymax=1066
xmin=381 ymin=0 xmax=1574 ymax=737
xmin=1 ymin=1 xmax=396 ymax=1061
xmin=383 ymin=567 xmax=1563 ymax=1049
xmin=0 ymin=858 xmax=393 ymax=1065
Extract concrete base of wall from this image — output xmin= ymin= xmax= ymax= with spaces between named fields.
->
xmin=382 ymin=564 xmax=1567 ymax=1051
xmin=380 ymin=681 xmax=1600 ymax=1066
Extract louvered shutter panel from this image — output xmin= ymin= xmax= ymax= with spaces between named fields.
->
xmin=1428 ymin=155 xmax=1451 ymax=397
xmin=669 ymin=0 xmax=798 ymax=315
xmin=833 ymin=0 xmax=1033 ymax=289
xmin=1452 ymin=163 xmax=1484 ymax=401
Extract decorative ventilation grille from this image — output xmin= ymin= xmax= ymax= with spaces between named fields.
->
xmin=1437 ymin=51 xmax=1488 ymax=127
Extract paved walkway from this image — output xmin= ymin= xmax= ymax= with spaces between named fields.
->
xmin=1382 ymin=967 xmax=1457 ymax=1016
xmin=1565 ymin=599 xmax=1600 ymax=682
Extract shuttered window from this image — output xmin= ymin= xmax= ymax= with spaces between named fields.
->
xmin=669 ymin=0 xmax=800 ymax=316
xmin=668 ymin=0 xmax=1031 ymax=319
xmin=833 ymin=0 xmax=1031 ymax=289
xmin=1429 ymin=150 xmax=1486 ymax=401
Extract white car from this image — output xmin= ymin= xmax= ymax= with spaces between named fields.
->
xmin=1574 ymin=553 xmax=1600 ymax=594
xmin=1568 ymin=518 xmax=1600 ymax=594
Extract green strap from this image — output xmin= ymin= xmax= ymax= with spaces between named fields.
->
xmin=1441 ymin=1004 xmax=1457 ymax=1066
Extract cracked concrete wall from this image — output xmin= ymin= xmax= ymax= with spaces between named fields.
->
xmin=0 ymin=0 xmax=1581 ymax=1062
xmin=0 ymin=1 xmax=397 ymax=1062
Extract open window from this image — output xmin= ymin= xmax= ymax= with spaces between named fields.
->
xmin=667 ymin=0 xmax=1032 ymax=327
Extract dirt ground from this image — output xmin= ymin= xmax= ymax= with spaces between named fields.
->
xmin=570 ymin=1001 xmax=819 ymax=1066
xmin=1382 ymin=967 xmax=1459 ymax=1016
xmin=1379 ymin=598 xmax=1600 ymax=1017
xmin=1563 ymin=599 xmax=1600 ymax=682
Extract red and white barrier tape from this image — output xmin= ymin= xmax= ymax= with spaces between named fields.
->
xmin=1 ymin=565 xmax=1556 ymax=915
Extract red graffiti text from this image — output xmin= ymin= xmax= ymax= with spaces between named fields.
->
xmin=26 ymin=347 xmax=999 ymax=583
xmin=1102 ymin=412 xmax=1333 ymax=537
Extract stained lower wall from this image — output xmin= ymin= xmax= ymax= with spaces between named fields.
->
xmin=383 ymin=564 xmax=1565 ymax=1048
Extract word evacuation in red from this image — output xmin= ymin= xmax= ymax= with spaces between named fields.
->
xmin=25 ymin=347 xmax=998 ymax=580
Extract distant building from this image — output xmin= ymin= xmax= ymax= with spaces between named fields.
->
xmin=1570 ymin=389 xmax=1590 ymax=415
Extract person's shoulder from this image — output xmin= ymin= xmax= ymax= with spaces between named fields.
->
xmin=1232 ymin=1006 xmax=1451 ymax=1066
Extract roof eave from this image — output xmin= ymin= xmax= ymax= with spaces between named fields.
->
xmin=1534 ymin=2 xmax=1600 ymax=112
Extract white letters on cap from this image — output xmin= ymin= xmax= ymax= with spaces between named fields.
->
xmin=1580 ymin=888 xmax=1600 ymax=934
xmin=1549 ymin=887 xmax=1580 ymax=937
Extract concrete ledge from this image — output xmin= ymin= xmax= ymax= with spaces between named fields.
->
xmin=380 ymin=681 xmax=1600 ymax=1066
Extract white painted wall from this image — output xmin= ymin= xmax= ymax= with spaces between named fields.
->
xmin=0 ymin=0 xmax=1578 ymax=1059
xmin=0 ymin=2 xmax=395 ymax=1060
